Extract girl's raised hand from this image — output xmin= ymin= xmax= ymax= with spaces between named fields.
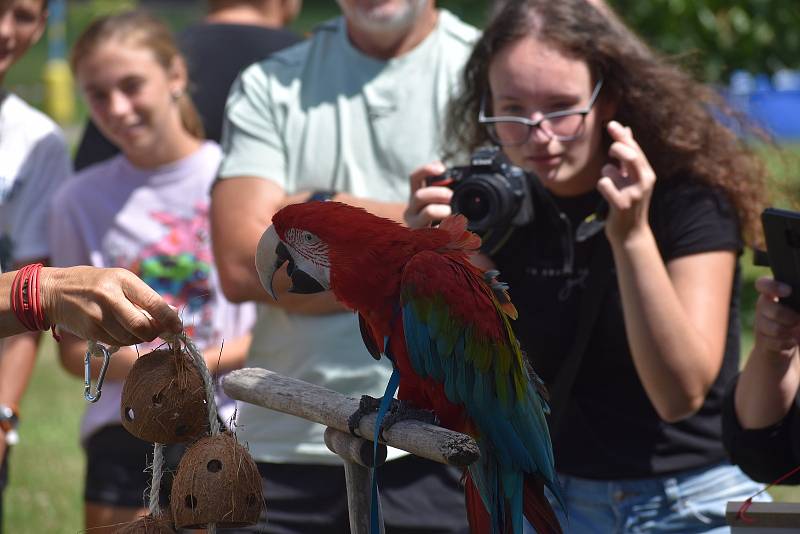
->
xmin=597 ymin=121 xmax=657 ymax=243
xmin=753 ymin=276 xmax=800 ymax=356
xmin=404 ymin=161 xmax=453 ymax=229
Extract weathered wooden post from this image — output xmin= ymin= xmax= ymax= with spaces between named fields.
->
xmin=324 ymin=427 xmax=387 ymax=534
xmin=223 ymin=368 xmax=480 ymax=534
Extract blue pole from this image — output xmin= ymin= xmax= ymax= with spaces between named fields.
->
xmin=43 ymin=0 xmax=74 ymax=124
xmin=47 ymin=0 xmax=67 ymax=61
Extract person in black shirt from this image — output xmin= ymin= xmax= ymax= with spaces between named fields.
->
xmin=73 ymin=0 xmax=302 ymax=170
xmin=405 ymin=0 xmax=772 ymax=531
xmin=723 ymin=277 xmax=800 ymax=484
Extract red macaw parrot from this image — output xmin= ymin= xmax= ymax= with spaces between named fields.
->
xmin=256 ymin=201 xmax=563 ymax=534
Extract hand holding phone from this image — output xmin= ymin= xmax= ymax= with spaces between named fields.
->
xmin=761 ymin=207 xmax=800 ymax=311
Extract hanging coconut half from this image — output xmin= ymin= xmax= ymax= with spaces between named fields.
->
xmin=113 ymin=513 xmax=176 ymax=533
xmin=121 ymin=348 xmax=208 ymax=444
xmin=171 ymin=432 xmax=263 ymax=529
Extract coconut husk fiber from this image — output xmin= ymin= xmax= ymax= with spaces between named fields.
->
xmin=121 ymin=348 xmax=208 ymax=444
xmin=113 ymin=513 xmax=176 ymax=533
xmin=171 ymin=433 xmax=263 ymax=529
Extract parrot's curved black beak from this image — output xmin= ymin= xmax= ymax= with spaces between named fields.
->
xmin=283 ymin=245 xmax=326 ymax=294
xmin=256 ymin=225 xmax=327 ymax=300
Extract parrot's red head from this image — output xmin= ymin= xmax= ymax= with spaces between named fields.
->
xmin=256 ymin=201 xmax=417 ymax=301
xmin=255 ymin=201 xmax=481 ymax=312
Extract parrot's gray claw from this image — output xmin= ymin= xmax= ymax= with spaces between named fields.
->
xmin=348 ymin=395 xmax=383 ymax=436
xmin=348 ymin=396 xmax=439 ymax=441
xmin=380 ymin=399 xmax=438 ymax=440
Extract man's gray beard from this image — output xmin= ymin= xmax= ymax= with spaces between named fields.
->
xmin=338 ymin=0 xmax=429 ymax=34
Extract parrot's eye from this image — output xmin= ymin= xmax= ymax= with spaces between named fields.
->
xmin=285 ymin=228 xmax=324 ymax=253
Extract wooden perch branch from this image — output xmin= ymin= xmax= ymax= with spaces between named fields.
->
xmin=325 ymin=427 xmax=387 ymax=468
xmin=223 ymin=368 xmax=480 ymax=467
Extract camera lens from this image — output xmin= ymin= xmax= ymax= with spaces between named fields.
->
xmin=456 ymin=186 xmax=491 ymax=222
xmin=451 ymin=177 xmax=509 ymax=234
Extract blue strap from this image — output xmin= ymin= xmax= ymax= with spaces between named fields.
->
xmin=370 ymin=355 xmax=400 ymax=534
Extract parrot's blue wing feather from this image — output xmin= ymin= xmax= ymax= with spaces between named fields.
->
xmin=400 ymin=251 xmax=563 ymax=533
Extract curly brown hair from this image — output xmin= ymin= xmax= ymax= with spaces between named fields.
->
xmin=445 ymin=0 xmax=771 ymax=245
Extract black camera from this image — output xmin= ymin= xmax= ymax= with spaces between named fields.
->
xmin=427 ymin=147 xmax=534 ymax=253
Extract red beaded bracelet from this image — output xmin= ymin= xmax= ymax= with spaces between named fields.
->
xmin=10 ymin=263 xmax=60 ymax=341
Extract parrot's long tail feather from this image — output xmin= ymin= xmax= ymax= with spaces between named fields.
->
xmin=523 ymin=476 xmax=563 ymax=534
xmin=464 ymin=472 xmax=492 ymax=534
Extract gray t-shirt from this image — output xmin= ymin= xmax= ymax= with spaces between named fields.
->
xmin=218 ymin=10 xmax=478 ymax=464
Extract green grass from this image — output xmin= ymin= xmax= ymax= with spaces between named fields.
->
xmin=4 ymin=337 xmax=85 ymax=533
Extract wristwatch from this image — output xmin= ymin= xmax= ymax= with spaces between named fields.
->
xmin=0 ymin=404 xmax=19 ymax=445
xmin=307 ymin=190 xmax=337 ymax=203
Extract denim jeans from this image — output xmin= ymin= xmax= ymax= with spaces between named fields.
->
xmin=525 ymin=463 xmax=769 ymax=533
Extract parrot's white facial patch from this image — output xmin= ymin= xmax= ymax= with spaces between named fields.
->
xmin=255 ymin=225 xmax=331 ymax=299
xmin=284 ymin=228 xmax=331 ymax=289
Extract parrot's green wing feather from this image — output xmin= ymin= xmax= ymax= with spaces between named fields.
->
xmin=400 ymin=250 xmax=557 ymax=488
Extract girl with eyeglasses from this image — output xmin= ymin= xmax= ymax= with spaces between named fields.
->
xmin=405 ymin=0 xmax=771 ymax=531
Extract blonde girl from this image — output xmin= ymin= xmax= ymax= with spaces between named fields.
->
xmin=49 ymin=11 xmax=254 ymax=532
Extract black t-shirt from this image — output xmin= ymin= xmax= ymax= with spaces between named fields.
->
xmin=722 ymin=377 xmax=800 ymax=484
xmin=492 ymin=179 xmax=742 ymax=479
xmin=74 ymin=23 xmax=302 ymax=170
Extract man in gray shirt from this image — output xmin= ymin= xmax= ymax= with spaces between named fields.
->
xmin=212 ymin=1 xmax=479 ymax=531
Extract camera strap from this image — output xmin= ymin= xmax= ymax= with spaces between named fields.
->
xmin=482 ymin=226 xmax=516 ymax=256
xmin=547 ymin=237 xmax=614 ymax=438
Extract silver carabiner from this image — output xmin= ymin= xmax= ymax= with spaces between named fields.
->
xmin=84 ymin=344 xmax=112 ymax=403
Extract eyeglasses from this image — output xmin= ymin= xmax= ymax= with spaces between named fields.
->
xmin=479 ymin=79 xmax=604 ymax=145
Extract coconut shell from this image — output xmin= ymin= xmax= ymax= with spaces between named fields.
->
xmin=113 ymin=513 xmax=176 ymax=533
xmin=171 ymin=433 xmax=263 ymax=528
xmin=121 ymin=348 xmax=208 ymax=444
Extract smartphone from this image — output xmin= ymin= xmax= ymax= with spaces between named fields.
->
xmin=761 ymin=207 xmax=800 ymax=311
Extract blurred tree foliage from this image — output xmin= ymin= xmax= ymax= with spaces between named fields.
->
xmin=608 ymin=0 xmax=800 ymax=82
xmin=441 ymin=0 xmax=800 ymax=83
xmin=436 ymin=0 xmax=494 ymax=26
xmin=49 ymin=0 xmax=800 ymax=88
xmin=77 ymin=0 xmax=138 ymax=24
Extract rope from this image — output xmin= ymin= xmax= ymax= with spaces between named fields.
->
xmin=161 ymin=332 xmax=220 ymax=533
xmin=177 ymin=331 xmax=221 ymax=436
xmin=148 ymin=443 xmax=165 ymax=516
